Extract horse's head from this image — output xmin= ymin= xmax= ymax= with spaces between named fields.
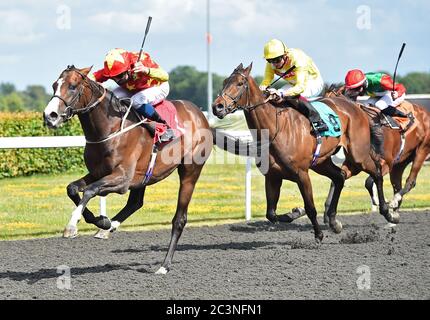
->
xmin=324 ymin=83 xmax=346 ymax=98
xmin=212 ymin=63 xmax=253 ymax=119
xmin=43 ymin=65 xmax=93 ymax=128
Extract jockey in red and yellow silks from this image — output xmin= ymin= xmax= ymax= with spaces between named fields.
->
xmin=259 ymin=39 xmax=328 ymax=134
xmin=90 ymin=48 xmax=174 ymax=141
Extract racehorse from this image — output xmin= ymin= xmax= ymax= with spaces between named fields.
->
xmin=43 ymin=65 xmax=212 ymax=274
xmin=212 ymin=63 xmax=398 ymax=242
xmin=325 ymin=85 xmax=430 ymax=215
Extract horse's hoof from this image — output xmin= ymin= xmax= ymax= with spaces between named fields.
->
xmin=390 ymin=210 xmax=400 ymax=224
xmin=323 ymin=214 xmax=329 ymax=224
xmin=155 ymin=267 xmax=169 ymax=275
xmin=63 ymin=225 xmax=78 ymax=238
xmin=315 ymin=232 xmax=324 ymax=243
xmin=389 ymin=193 xmax=402 ymax=210
xmin=278 ymin=214 xmax=294 ymax=223
xmin=94 ymin=216 xmax=111 ymax=230
xmin=330 ymin=220 xmax=343 ymax=234
xmin=94 ymin=229 xmax=111 ymax=239
xmin=266 ymin=215 xmax=278 ymax=224
xmin=384 ymin=210 xmax=400 ymax=224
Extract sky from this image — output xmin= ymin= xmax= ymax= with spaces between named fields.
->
xmin=0 ymin=0 xmax=429 ymax=92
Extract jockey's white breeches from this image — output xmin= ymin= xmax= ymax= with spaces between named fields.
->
xmin=278 ymin=76 xmax=324 ymax=99
xmin=113 ymin=82 xmax=170 ymax=108
xmin=365 ymin=91 xmax=405 ymax=110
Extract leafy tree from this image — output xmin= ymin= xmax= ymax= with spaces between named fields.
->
xmin=398 ymin=72 xmax=430 ymax=94
xmin=0 ymin=83 xmax=16 ymax=95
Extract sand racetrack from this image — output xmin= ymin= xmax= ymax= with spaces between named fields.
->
xmin=0 ymin=211 xmax=429 ymax=300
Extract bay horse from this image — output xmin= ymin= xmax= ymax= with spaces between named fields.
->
xmin=212 ymin=63 xmax=398 ymax=242
xmin=43 ymin=65 xmax=212 ymax=274
xmin=325 ymin=85 xmax=430 ymax=214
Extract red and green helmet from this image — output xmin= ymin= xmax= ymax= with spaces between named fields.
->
xmin=102 ymin=48 xmax=131 ymax=77
xmin=345 ymin=69 xmax=366 ymax=89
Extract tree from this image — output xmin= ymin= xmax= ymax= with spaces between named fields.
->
xmin=0 ymin=83 xmax=16 ymax=95
xmin=398 ymin=72 xmax=430 ymax=94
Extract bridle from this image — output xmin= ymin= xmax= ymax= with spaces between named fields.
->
xmin=49 ymin=66 xmax=106 ymax=120
xmin=217 ymin=70 xmax=282 ymax=147
xmin=217 ymin=71 xmax=267 ymax=114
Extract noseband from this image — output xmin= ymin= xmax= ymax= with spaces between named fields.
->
xmin=49 ymin=66 xmax=106 ymax=120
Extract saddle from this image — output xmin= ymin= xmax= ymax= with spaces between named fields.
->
xmin=360 ymin=104 xmax=415 ymax=133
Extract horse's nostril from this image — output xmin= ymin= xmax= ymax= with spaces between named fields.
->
xmin=49 ymin=112 xmax=58 ymax=120
xmin=216 ymin=104 xmax=224 ymax=111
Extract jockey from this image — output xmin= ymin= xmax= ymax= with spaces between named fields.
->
xmin=89 ymin=48 xmax=175 ymax=141
xmin=259 ymin=39 xmax=329 ymax=133
xmin=344 ymin=69 xmax=409 ymax=119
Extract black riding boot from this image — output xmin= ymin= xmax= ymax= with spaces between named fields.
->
xmin=382 ymin=106 xmax=408 ymax=118
xmin=370 ymin=120 xmax=384 ymax=158
xmin=149 ymin=110 xmax=175 ymax=142
xmin=297 ymin=99 xmax=329 ymax=133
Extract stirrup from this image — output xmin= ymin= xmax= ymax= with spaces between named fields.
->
xmin=311 ymin=120 xmax=329 ymax=133
xmin=159 ymin=129 xmax=175 ymax=142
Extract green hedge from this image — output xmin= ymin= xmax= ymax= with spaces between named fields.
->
xmin=0 ymin=112 xmax=85 ymax=178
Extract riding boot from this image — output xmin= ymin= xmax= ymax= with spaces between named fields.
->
xmin=136 ymin=103 xmax=175 ymax=142
xmin=370 ymin=119 xmax=384 ymax=158
xmin=382 ymin=106 xmax=408 ymax=118
xmin=297 ymin=99 xmax=329 ymax=133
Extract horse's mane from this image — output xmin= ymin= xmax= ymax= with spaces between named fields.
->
xmin=321 ymin=82 xmax=345 ymax=97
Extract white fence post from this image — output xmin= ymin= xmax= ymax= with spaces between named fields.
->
xmin=245 ymin=157 xmax=252 ymax=221
xmin=99 ymin=197 xmax=107 ymax=217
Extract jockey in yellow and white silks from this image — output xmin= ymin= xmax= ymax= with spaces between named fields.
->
xmin=260 ymin=39 xmax=328 ymax=133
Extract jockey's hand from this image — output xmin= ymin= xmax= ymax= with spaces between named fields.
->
xmin=265 ymin=88 xmax=284 ymax=103
xmin=132 ymin=61 xmax=150 ymax=75
xmin=259 ymin=85 xmax=267 ymax=92
xmin=391 ymin=91 xmax=399 ymax=100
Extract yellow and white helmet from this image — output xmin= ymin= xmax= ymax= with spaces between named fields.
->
xmin=263 ymin=39 xmax=287 ymax=60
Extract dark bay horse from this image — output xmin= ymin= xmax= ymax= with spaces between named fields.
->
xmin=326 ymin=86 xmax=430 ymax=214
xmin=43 ymin=66 xmax=212 ymax=274
xmin=212 ymin=63 xmax=398 ymax=242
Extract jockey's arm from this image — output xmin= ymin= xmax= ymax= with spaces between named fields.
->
xmin=259 ymin=63 xmax=275 ymax=90
xmin=147 ymin=66 xmax=169 ymax=82
xmin=283 ymin=67 xmax=308 ymax=97
xmin=89 ymin=69 xmax=108 ymax=83
xmin=380 ymin=74 xmax=406 ymax=97
xmin=133 ymin=60 xmax=169 ymax=82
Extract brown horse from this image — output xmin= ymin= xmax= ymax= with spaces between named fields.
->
xmin=325 ymin=85 xmax=430 ymax=214
xmin=212 ymin=63 xmax=399 ymax=242
xmin=43 ymin=65 xmax=212 ymax=274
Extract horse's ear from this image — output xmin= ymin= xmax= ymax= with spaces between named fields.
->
xmin=235 ymin=63 xmax=244 ymax=71
xmin=245 ymin=62 xmax=253 ymax=75
xmin=79 ymin=66 xmax=93 ymax=76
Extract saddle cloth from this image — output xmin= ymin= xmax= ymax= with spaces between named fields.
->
xmin=310 ymin=101 xmax=342 ymax=137
xmin=153 ymin=100 xmax=185 ymax=143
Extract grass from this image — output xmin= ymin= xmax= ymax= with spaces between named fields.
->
xmin=1 ymin=150 xmax=430 ymax=240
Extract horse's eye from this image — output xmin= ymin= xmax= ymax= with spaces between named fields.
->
xmin=238 ymin=82 xmax=244 ymax=86
xmin=69 ymin=84 xmax=76 ymax=91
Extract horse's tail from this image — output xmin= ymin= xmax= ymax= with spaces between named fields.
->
xmin=210 ymin=127 xmax=265 ymax=157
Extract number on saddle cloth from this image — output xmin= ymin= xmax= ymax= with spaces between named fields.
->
xmin=310 ymin=101 xmax=342 ymax=137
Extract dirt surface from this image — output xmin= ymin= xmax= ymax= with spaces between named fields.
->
xmin=0 ymin=211 xmax=429 ymax=300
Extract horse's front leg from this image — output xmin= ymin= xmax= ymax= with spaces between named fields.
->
xmin=63 ymin=169 xmax=132 ymax=238
xmin=66 ymin=174 xmax=99 ymax=224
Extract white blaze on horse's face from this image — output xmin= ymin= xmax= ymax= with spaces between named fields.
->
xmin=44 ymin=78 xmax=65 ymax=128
